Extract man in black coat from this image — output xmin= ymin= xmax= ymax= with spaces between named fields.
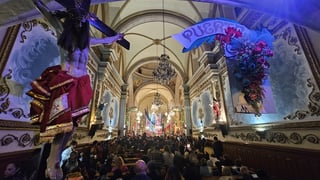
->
xmin=212 ymin=136 xmax=224 ymax=160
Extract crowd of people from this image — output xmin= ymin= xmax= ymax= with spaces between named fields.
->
xmin=2 ymin=134 xmax=269 ymax=180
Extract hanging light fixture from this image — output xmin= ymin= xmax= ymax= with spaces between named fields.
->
xmin=151 ymin=89 xmax=162 ymax=112
xmin=153 ymin=91 xmax=163 ymax=106
xmin=153 ymin=0 xmax=176 ymax=85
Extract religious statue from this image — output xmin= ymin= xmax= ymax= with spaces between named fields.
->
xmin=198 ymin=106 xmax=204 ymax=125
xmin=27 ymin=0 xmax=127 ymax=179
xmin=209 ymin=98 xmax=221 ymax=123
xmin=96 ymin=101 xmax=108 ymax=120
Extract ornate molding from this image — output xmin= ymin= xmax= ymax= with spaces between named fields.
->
xmin=274 ymin=26 xmax=302 ymax=55
xmin=96 ymin=133 xmax=108 ymax=138
xmin=72 ymin=133 xmax=87 ymax=141
xmin=20 ymin=19 xmax=55 ymax=43
xmin=230 ymin=131 xmax=320 ymax=145
xmin=240 ymin=11 xmax=264 ymax=29
xmin=267 ymin=132 xmax=319 ymax=144
xmin=0 ymin=120 xmax=38 ymax=130
xmin=0 ymin=70 xmax=29 ymax=119
xmin=189 ymin=51 xmax=225 ymax=99
xmin=0 ymin=133 xmax=38 ymax=147
xmin=231 ymin=132 xmax=261 ymax=142
xmin=284 ymin=78 xmax=320 ymax=120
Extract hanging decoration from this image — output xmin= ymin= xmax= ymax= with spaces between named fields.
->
xmin=153 ymin=0 xmax=176 ymax=84
xmin=153 ymin=54 xmax=176 ymax=84
xmin=231 ymin=40 xmax=273 ymax=115
xmin=153 ymin=92 xmax=163 ymax=106
xmin=172 ymin=18 xmax=275 ymax=116
xmin=151 ymin=91 xmax=162 ymax=112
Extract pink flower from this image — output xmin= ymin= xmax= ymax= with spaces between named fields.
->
xmin=253 ymin=47 xmax=262 ymax=54
xmin=256 ymin=40 xmax=267 ymax=47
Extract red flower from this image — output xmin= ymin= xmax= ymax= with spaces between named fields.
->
xmin=225 ymin=27 xmax=236 ymax=36
xmin=225 ymin=27 xmax=243 ymax=39
xmin=234 ymin=30 xmax=242 ymax=38
xmin=215 ymin=34 xmax=231 ymax=45
xmin=222 ymin=35 xmax=231 ymax=44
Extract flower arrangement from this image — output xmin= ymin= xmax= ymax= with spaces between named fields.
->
xmin=216 ymin=27 xmax=274 ymax=116
xmin=235 ymin=41 xmax=273 ymax=115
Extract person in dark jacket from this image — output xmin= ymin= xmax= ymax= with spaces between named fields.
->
xmin=212 ymin=136 xmax=224 ymax=160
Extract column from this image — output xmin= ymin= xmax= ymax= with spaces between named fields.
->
xmin=118 ymin=84 xmax=128 ymax=137
xmin=183 ymin=84 xmax=192 ymax=136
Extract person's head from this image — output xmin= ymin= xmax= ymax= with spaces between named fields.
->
xmin=69 ymin=151 xmax=78 ymax=161
xmin=183 ymin=151 xmax=189 ymax=159
xmin=221 ymin=166 xmax=232 ymax=176
xmin=70 ymin=140 xmax=78 ymax=148
xmin=188 ymin=152 xmax=199 ymax=165
xmin=134 ymin=160 xmax=147 ymax=174
xmin=207 ymin=160 xmax=214 ymax=167
xmin=4 ymin=163 xmax=20 ymax=177
xmin=164 ymin=145 xmax=170 ymax=153
xmin=112 ymin=156 xmax=124 ymax=168
xmin=240 ymin=166 xmax=250 ymax=175
xmin=58 ymin=0 xmax=91 ymax=51
xmin=200 ymin=158 xmax=207 ymax=166
xmin=65 ymin=172 xmax=84 ymax=180
xmin=79 ymin=152 xmax=84 ymax=156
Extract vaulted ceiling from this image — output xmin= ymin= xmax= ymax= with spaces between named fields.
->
xmin=1 ymin=0 xmax=319 ymax=113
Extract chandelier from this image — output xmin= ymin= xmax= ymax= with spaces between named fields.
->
xmin=153 ymin=92 xmax=163 ymax=106
xmin=153 ymin=54 xmax=176 ymax=84
xmin=153 ymin=0 xmax=176 ymax=84
xmin=151 ymin=91 xmax=162 ymax=111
